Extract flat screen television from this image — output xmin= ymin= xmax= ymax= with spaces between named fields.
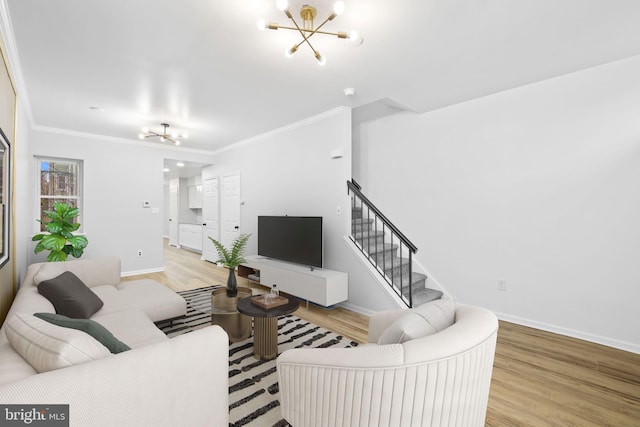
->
xmin=258 ymin=216 xmax=323 ymax=268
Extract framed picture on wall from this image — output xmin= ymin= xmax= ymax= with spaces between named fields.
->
xmin=0 ymin=127 xmax=10 ymax=268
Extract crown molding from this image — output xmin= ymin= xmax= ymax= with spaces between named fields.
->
xmin=32 ymin=124 xmax=217 ymax=156
xmin=213 ymin=106 xmax=350 ymax=155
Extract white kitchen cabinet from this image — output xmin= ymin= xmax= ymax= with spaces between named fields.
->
xmin=188 ymin=185 xmax=203 ymax=209
xmin=179 ymin=224 xmax=203 ymax=252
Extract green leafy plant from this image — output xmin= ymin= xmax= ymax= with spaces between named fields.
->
xmin=32 ymin=202 xmax=89 ymax=262
xmin=209 ymin=234 xmax=250 ymax=269
xmin=208 ymin=234 xmax=250 ymax=297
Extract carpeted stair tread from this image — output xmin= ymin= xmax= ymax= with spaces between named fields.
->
xmin=378 ymin=256 xmax=410 ymax=271
xmin=363 ymin=243 xmax=398 ymax=255
xmin=353 ymin=229 xmax=385 ymax=239
xmin=405 ymin=287 xmax=443 ymax=306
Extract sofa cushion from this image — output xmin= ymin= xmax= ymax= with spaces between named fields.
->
xmin=115 ymin=279 xmax=187 ymax=322
xmin=37 ymin=271 xmax=104 ymax=319
xmin=378 ymin=298 xmax=455 ymax=345
xmin=92 ymin=309 xmax=169 ymax=348
xmin=32 ymin=256 xmax=122 ymax=288
xmin=4 ymin=313 xmax=111 ymax=373
xmin=33 ymin=312 xmax=130 ymax=354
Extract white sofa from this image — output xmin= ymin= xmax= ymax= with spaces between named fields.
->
xmin=277 ymin=303 xmax=499 ymax=427
xmin=0 ymin=257 xmax=229 ymax=427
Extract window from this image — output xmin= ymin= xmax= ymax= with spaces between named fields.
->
xmin=37 ymin=157 xmax=83 ymax=232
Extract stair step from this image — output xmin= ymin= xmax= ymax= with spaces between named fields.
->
xmin=405 ymin=287 xmax=443 ymax=306
xmin=353 ymin=229 xmax=385 ymax=239
xmin=380 ymin=257 xmax=411 ymax=279
xmin=352 ymin=217 xmax=373 ymax=225
xmin=365 ymin=243 xmax=398 ymax=256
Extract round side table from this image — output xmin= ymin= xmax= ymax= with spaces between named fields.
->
xmin=236 ymin=295 xmax=300 ymax=360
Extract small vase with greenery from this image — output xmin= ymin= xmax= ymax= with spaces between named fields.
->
xmin=209 ymin=234 xmax=251 ymax=297
xmin=32 ymin=202 xmax=89 ymax=262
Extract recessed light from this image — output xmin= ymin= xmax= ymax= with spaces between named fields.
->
xmin=176 ymin=162 xmax=185 ymax=167
xmin=163 ymin=168 xmax=170 ymax=172
xmin=343 ymin=88 xmax=356 ymax=96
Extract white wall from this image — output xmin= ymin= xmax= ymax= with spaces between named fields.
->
xmin=207 ymin=107 xmax=394 ymax=312
xmin=23 ymin=129 xmax=215 ymax=274
xmin=354 ymin=55 xmax=640 ymax=352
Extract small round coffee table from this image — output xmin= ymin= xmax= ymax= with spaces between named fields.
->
xmin=236 ymin=294 xmax=300 ymax=360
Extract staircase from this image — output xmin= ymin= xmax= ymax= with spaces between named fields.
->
xmin=348 ymin=181 xmax=443 ymax=307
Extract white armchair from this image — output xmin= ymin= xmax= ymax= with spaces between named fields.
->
xmin=277 ymin=304 xmax=498 ymax=427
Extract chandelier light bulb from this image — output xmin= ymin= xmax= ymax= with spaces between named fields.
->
xmin=285 ymin=45 xmax=298 ymax=58
xmin=182 ymin=133 xmax=188 ymax=139
xmin=276 ymin=0 xmax=288 ymax=11
xmin=175 ymin=140 xmax=181 ymax=146
xmin=161 ymin=136 xmax=166 ymax=142
xmin=348 ymin=30 xmax=359 ymax=41
xmin=256 ymin=18 xmax=267 ymax=30
xmin=138 ymin=133 xmax=145 ymax=139
xmin=333 ymin=1 xmax=345 ymax=15
xmin=315 ymin=52 xmax=326 ymax=66
xmin=141 ymin=127 xmax=149 ymax=133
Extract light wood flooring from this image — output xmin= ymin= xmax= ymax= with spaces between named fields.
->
xmin=124 ymin=240 xmax=640 ymax=426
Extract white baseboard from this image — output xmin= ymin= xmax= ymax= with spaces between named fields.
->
xmin=338 ymin=301 xmax=376 ymax=317
xmin=121 ymin=267 xmax=165 ymax=277
xmin=495 ymin=311 xmax=640 ymax=355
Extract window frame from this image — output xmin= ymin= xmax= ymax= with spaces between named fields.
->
xmin=35 ymin=156 xmax=84 ymax=233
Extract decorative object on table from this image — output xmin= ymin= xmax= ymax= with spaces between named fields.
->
xmin=250 ymin=294 xmax=289 ymax=310
xmin=32 ymin=202 xmax=88 ymax=262
xmin=158 ymin=285 xmax=360 ymax=427
xmin=208 ymin=233 xmax=251 ymax=297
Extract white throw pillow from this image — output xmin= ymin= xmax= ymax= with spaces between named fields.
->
xmin=5 ymin=313 xmax=112 ymax=373
xmin=378 ymin=298 xmax=455 ymax=345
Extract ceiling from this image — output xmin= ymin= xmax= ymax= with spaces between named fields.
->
xmin=4 ymin=0 xmax=640 ymax=153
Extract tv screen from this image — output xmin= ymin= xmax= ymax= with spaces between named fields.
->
xmin=258 ymin=216 xmax=323 ymax=268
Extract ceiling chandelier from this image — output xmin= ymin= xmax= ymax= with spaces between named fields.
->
xmin=257 ymin=0 xmax=359 ymax=65
xmin=138 ymin=123 xmax=187 ymax=146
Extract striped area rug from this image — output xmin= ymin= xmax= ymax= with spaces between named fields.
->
xmin=159 ymin=285 xmax=360 ymax=427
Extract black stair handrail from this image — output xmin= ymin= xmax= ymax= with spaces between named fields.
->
xmin=347 ymin=180 xmax=418 ymax=253
xmin=347 ymin=180 xmax=418 ymax=307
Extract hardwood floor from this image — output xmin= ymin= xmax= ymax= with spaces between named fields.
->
xmin=124 ymin=240 xmax=640 ymax=426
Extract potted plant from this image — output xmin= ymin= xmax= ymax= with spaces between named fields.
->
xmin=32 ymin=202 xmax=88 ymax=262
xmin=209 ymin=234 xmax=250 ymax=297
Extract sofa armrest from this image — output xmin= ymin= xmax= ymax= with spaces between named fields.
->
xmin=367 ymin=309 xmax=408 ymax=343
xmin=0 ymin=326 xmax=229 ymax=427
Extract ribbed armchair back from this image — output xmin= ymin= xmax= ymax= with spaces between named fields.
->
xmin=277 ymin=304 xmax=498 ymax=427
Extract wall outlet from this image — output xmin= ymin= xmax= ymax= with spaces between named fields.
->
xmin=137 ymin=250 xmax=143 ymax=257
xmin=497 ymin=280 xmax=507 ymax=291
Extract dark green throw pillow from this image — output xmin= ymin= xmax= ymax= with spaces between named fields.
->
xmin=34 ymin=312 xmax=131 ymax=354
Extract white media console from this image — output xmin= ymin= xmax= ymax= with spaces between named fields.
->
xmin=238 ymin=255 xmax=348 ymax=307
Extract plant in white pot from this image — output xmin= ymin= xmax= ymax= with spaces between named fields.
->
xmin=208 ymin=234 xmax=251 ymax=297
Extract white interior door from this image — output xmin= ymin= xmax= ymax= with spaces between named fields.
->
xmin=221 ymin=173 xmax=241 ymax=247
xmin=168 ymin=178 xmax=179 ymax=247
xmin=202 ymin=177 xmax=219 ymax=262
